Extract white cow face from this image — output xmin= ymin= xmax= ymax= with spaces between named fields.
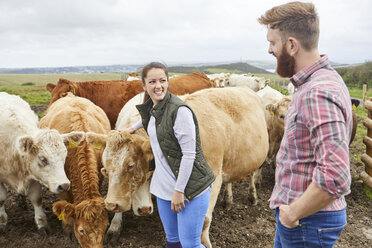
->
xmin=17 ymin=130 xmax=84 ymax=194
xmin=87 ymin=131 xmax=153 ymax=215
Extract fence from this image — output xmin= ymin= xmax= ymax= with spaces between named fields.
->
xmin=361 ymin=97 xmax=372 ymax=189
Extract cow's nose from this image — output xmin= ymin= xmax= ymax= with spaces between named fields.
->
xmin=137 ymin=206 xmax=152 ymax=216
xmin=57 ymin=183 xmax=70 ymax=193
xmin=106 ymin=203 xmax=119 ymax=212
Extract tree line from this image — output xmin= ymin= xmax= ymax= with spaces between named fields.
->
xmin=335 ymin=62 xmax=372 ymax=88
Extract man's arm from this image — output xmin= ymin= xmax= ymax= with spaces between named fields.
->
xmin=279 ymin=182 xmax=335 ymax=228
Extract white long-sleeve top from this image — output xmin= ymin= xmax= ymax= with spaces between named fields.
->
xmin=132 ymin=106 xmax=196 ymax=200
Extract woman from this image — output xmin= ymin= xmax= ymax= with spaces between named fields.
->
xmin=125 ymin=62 xmax=215 ymax=248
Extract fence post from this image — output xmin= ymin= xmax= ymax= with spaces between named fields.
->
xmin=283 ymin=80 xmax=285 ymax=88
xmin=363 ymin=84 xmax=367 ymax=108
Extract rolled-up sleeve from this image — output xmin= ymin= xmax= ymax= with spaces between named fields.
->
xmin=303 ymin=89 xmax=351 ymax=198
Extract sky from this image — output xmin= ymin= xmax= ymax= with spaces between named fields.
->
xmin=0 ymin=0 xmax=371 ymax=68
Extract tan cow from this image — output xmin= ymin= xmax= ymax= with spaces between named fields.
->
xmin=0 ymin=92 xmax=84 ymax=233
xmin=87 ymin=87 xmax=269 ymax=248
xmin=46 ymin=72 xmax=214 ymax=129
xmin=39 ymin=93 xmax=111 ymax=248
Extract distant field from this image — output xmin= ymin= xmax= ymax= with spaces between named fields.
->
xmin=0 ymin=73 xmax=126 ymax=86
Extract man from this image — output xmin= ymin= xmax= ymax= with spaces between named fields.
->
xmin=258 ymin=2 xmax=352 ymax=248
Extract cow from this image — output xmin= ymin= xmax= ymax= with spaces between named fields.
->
xmin=228 ymin=74 xmax=269 ymax=91
xmin=39 ymin=93 xmax=111 ymax=248
xmin=207 ymin=73 xmax=231 ymax=87
xmin=256 ymin=85 xmax=284 ymax=107
xmin=223 ymin=86 xmax=286 ymax=208
xmin=0 ymin=92 xmax=84 ymax=233
xmin=265 ymin=96 xmax=292 ymax=165
xmin=287 ymin=82 xmax=295 ymax=95
xmin=86 ymin=87 xmax=269 ymax=248
xmin=46 ymin=72 xmax=214 ymax=129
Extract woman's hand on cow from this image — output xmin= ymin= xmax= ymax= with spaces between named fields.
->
xmin=171 ymin=190 xmax=186 ymax=213
xmin=119 ymin=127 xmax=135 ymax=134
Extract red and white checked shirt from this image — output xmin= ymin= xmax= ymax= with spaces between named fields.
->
xmin=269 ymin=55 xmax=353 ymax=211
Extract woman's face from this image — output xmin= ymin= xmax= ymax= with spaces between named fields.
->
xmin=143 ymin=68 xmax=169 ymax=105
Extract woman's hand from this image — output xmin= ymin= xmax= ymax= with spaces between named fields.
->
xmin=118 ymin=127 xmax=135 ymax=134
xmin=171 ymin=190 xmax=186 ymax=213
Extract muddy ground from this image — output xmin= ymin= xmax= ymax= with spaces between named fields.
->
xmin=0 ymin=110 xmax=371 ymax=248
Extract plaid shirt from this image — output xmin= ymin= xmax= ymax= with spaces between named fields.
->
xmin=269 ymin=55 xmax=352 ymax=211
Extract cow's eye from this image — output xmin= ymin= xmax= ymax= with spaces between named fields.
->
xmin=128 ymin=163 xmax=135 ymax=168
xmin=78 ymin=226 xmax=85 ymax=236
xmin=279 ymin=115 xmax=285 ymax=119
xmin=38 ymin=156 xmax=48 ymax=167
xmin=61 ymin=92 xmax=67 ymax=97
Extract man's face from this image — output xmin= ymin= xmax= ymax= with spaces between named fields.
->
xmin=267 ymin=28 xmax=295 ymax=78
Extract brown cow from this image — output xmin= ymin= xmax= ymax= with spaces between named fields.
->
xmin=39 ymin=93 xmax=111 ymax=248
xmin=46 ymin=72 xmax=214 ymax=129
xmin=87 ymin=87 xmax=269 ymax=248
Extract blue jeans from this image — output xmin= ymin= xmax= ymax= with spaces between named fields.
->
xmin=274 ymin=208 xmax=346 ymax=248
xmin=156 ymin=189 xmax=210 ymax=248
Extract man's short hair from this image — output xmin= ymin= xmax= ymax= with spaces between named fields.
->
xmin=258 ymin=1 xmax=319 ymax=50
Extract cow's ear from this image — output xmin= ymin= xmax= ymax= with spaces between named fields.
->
xmin=62 ymin=131 xmax=85 ymax=148
xmin=101 ymin=168 xmax=108 ymax=178
xmin=266 ymin=103 xmax=277 ymax=115
xmin=351 ymin=99 xmax=360 ymax=108
xmin=17 ymin=136 xmax=38 ymax=155
xmin=46 ymin=83 xmax=56 ymax=93
xmin=86 ymin=132 xmax=107 ymax=149
xmin=53 ymin=200 xmax=75 ymax=223
xmin=137 ymin=135 xmax=154 ymax=161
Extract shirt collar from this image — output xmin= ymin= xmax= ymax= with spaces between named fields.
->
xmin=290 ymin=54 xmax=330 ymax=88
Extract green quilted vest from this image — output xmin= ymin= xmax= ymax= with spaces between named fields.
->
xmin=136 ymin=91 xmax=215 ymax=201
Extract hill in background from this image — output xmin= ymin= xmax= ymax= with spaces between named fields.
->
xmin=335 ymin=61 xmax=372 ymax=87
xmin=168 ymin=62 xmax=271 ymax=74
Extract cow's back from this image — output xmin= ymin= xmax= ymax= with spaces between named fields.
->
xmin=169 ymin=72 xmax=213 ymax=95
xmin=41 ymin=94 xmax=110 ymax=134
xmin=182 ymin=87 xmax=269 ymax=182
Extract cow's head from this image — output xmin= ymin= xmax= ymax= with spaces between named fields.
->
xmin=46 ymin=79 xmax=77 ymax=108
xmin=53 ymin=198 xmax=108 ymax=248
xmin=256 ymin=78 xmax=270 ymax=90
xmin=86 ymin=130 xmax=154 ymax=215
xmin=266 ymin=96 xmax=291 ymax=159
xmin=16 ymin=130 xmax=84 ymax=194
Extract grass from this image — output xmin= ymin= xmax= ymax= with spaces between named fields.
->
xmin=0 ymin=85 xmax=51 ymax=106
xmin=348 ymin=86 xmax=372 ymax=100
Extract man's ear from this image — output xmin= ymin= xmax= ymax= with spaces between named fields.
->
xmin=53 ymin=200 xmax=75 ymax=223
xmin=287 ymin=37 xmax=299 ymax=56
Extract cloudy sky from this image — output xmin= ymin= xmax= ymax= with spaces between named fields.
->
xmin=1 ymin=0 xmax=371 ymax=68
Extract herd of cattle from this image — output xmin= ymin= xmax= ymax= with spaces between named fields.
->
xmin=0 ymin=71 xmax=358 ymax=248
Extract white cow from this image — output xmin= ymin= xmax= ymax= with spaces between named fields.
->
xmin=0 ymin=92 xmax=84 ymax=232
xmin=115 ymin=92 xmax=144 ymax=130
xmin=207 ymin=73 xmax=231 ymax=87
xmin=256 ymin=85 xmax=284 ymax=107
xmin=287 ymin=82 xmax=295 ymax=95
xmin=228 ymin=74 xmax=269 ymax=91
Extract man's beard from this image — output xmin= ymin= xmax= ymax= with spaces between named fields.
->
xmin=276 ymin=45 xmax=295 ymax=78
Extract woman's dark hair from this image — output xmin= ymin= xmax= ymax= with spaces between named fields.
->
xmin=141 ymin=62 xmax=169 ymax=103
xmin=141 ymin=62 xmax=169 ymax=84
